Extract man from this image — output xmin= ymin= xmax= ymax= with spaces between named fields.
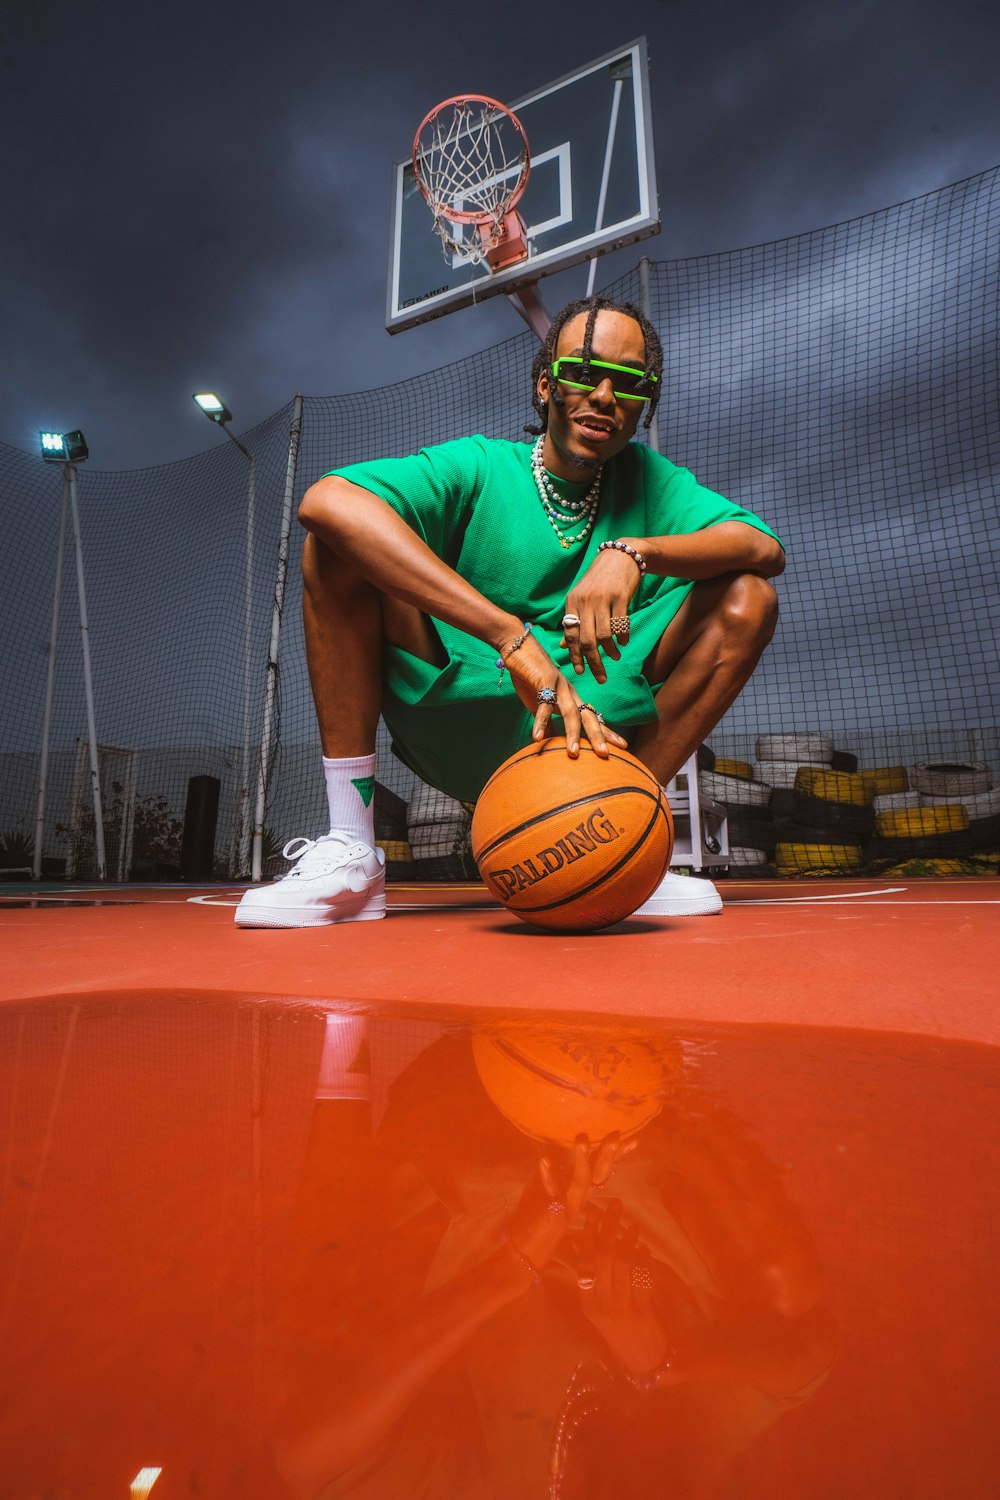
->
xmin=236 ymin=295 xmax=784 ymax=928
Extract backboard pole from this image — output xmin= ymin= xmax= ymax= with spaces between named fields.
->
xmin=505 ymin=284 xmax=551 ymax=341
xmin=586 ymin=72 xmax=625 ymax=299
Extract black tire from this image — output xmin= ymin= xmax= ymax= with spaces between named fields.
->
xmin=768 ymin=788 xmax=796 ymax=819
xmin=696 ymin=742 xmax=717 ymax=771
xmin=867 ymin=829 xmax=973 ymax=860
xmin=777 ymin=820 xmax=862 ymax=851
xmin=791 ymin=792 xmax=876 ymax=837
xmin=830 ymin=750 xmax=859 ymax=772
xmin=374 ymin=780 xmax=410 ymax=841
xmin=729 ymin=816 xmax=779 ymax=853
xmin=970 ymin=814 xmax=1000 ymax=852
xmin=415 ymin=853 xmax=479 ymax=880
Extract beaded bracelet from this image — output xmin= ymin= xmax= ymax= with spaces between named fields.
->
xmin=598 ymin=539 xmax=647 ymax=575
xmin=496 ymin=622 xmax=533 ymax=690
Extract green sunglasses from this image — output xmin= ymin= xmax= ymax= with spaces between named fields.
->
xmin=551 ymin=356 xmax=658 ymax=402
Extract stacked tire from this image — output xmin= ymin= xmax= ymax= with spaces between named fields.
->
xmin=754 ymin=732 xmax=834 ymax=792
xmin=699 ymin=763 xmax=774 ymax=874
xmin=868 ymin=803 xmax=971 ymax=862
xmin=774 ymin=766 xmax=873 ymax=875
xmin=406 ymin=782 xmax=475 ymax=879
xmin=914 ymin=761 xmax=1000 ymax=855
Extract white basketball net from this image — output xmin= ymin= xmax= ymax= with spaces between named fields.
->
xmin=414 ymin=99 xmax=529 ymax=266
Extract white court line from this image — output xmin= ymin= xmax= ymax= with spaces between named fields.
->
xmin=740 ymin=890 xmax=1000 ymax=905
xmin=737 ymin=887 xmax=907 ymax=904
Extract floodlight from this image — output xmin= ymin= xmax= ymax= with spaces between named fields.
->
xmin=193 ymin=392 xmax=233 ymax=424
xmin=39 ymin=429 xmax=88 ymax=464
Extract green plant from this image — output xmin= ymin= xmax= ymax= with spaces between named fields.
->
xmin=0 ymin=828 xmax=34 ymax=867
xmin=130 ymin=793 xmax=184 ymax=867
xmin=56 ymin=781 xmax=184 ymax=875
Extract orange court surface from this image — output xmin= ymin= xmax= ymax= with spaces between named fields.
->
xmin=3 ymin=877 xmax=999 ymax=1498
xmin=4 ymin=875 xmax=1000 ymax=1041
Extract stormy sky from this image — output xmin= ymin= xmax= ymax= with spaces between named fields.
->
xmin=2 ymin=0 xmax=998 ymax=471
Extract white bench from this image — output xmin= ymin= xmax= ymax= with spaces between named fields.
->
xmin=666 ymin=754 xmax=729 ymax=872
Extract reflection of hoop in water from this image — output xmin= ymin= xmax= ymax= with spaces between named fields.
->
xmin=412 ymin=95 xmax=531 ymax=271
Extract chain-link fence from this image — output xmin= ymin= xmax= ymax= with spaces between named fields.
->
xmin=2 ymin=167 xmax=997 ymax=880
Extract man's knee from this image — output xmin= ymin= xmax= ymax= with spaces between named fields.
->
xmin=715 ymin=572 xmax=779 ymax=642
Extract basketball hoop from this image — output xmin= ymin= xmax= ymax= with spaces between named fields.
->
xmin=412 ymin=95 xmax=531 ymax=271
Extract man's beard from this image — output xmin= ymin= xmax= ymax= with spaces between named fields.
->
xmin=564 ymin=447 xmax=601 ymax=473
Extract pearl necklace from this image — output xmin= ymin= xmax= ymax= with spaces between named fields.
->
xmin=531 ymin=437 xmax=603 ymax=548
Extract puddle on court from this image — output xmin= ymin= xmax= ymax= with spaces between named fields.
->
xmin=1 ymin=994 xmax=997 ymax=1498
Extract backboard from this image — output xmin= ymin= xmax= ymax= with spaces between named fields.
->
xmin=386 ymin=38 xmax=659 ymax=334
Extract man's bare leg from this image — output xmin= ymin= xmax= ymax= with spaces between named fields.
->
xmin=630 ymin=573 xmax=778 ymax=784
xmin=626 ymin=573 xmax=777 ymax=917
xmin=236 ymin=537 xmax=445 ymax=927
xmin=302 ymin=533 xmax=446 ymax=757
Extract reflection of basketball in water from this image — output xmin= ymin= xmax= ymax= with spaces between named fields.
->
xmin=471 ymin=739 xmax=673 ymax=932
xmin=472 ymin=1026 xmax=675 ymax=1146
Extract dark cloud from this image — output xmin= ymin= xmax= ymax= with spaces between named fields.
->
xmin=1 ymin=0 xmax=998 ymax=467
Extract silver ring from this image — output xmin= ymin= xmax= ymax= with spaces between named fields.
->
xmin=547 ymin=1200 xmax=566 ymax=1215
xmin=630 ymin=1264 xmax=653 ymax=1291
xmin=537 ymin=687 xmax=558 ymax=707
xmin=561 ymin=613 xmax=581 ymax=628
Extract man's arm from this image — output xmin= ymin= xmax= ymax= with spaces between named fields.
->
xmin=560 ymin=520 xmax=784 ymax=683
xmin=299 ymin=476 xmax=523 ymax=651
xmin=617 ymin=521 xmax=785 ymax=581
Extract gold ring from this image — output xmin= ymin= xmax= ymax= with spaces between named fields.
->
xmin=610 ymin=615 xmax=630 ymax=640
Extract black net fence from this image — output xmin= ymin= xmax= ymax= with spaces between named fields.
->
xmin=2 ymin=167 xmax=998 ymax=882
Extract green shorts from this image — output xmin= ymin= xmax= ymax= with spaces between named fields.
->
xmin=380 ymin=587 xmax=692 ymax=802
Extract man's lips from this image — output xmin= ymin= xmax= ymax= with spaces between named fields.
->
xmin=573 ymin=414 xmax=619 ymax=437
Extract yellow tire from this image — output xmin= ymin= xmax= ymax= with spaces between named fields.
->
xmin=875 ymin=805 xmax=969 ymax=837
xmin=377 ymin=839 xmax=414 ymax=862
xmin=860 ymin=767 xmax=909 ymax=796
xmin=713 ymin=758 xmax=753 ymax=780
xmin=775 ymin=841 xmax=864 ymax=873
xmin=793 ymin=767 xmax=872 ymax=806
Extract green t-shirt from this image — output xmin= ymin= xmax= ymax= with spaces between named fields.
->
xmin=326 ymin=436 xmax=782 ymax=800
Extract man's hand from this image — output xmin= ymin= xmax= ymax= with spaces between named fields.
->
xmin=560 ymin=550 xmax=642 ymax=683
xmin=574 ymin=1200 xmax=674 ymax=1378
xmin=509 ymin=1133 xmax=639 ymax=1272
xmin=499 ymin=630 xmax=629 ymax=758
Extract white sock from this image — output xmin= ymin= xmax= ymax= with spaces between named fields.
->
xmin=323 ymin=753 xmax=376 ymax=845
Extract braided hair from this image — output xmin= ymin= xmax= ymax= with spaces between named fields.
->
xmin=525 ymin=295 xmax=663 ymax=435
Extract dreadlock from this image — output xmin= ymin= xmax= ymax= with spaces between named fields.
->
xmin=524 ymin=294 xmax=664 ymax=435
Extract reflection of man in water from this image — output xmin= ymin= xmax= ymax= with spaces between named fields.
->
xmin=273 ymin=1025 xmax=837 ymax=1499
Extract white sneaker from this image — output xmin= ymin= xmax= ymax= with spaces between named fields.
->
xmin=634 ymin=870 xmax=723 ymax=918
xmin=235 ymin=833 xmax=386 ymax=928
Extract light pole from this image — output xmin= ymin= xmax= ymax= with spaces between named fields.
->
xmin=34 ymin=430 xmax=107 ymax=881
xmin=192 ymin=393 xmax=256 ymax=879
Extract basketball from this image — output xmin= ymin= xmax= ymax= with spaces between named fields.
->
xmin=472 ymin=1025 xmax=677 ymax=1146
xmin=471 ymin=738 xmax=673 ymax=931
